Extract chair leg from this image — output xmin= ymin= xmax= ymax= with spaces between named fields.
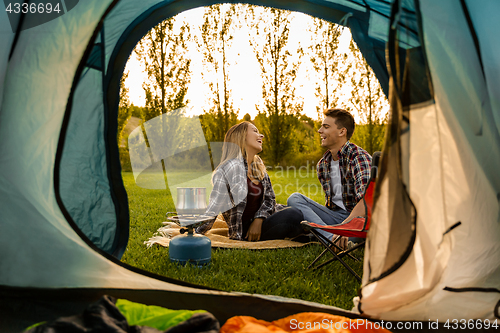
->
xmin=309 ymin=230 xmax=362 ymax=282
xmin=307 ymin=247 xmax=329 ymax=269
xmin=308 ymin=234 xmax=358 ymax=270
xmin=310 ymin=241 xmax=365 ymax=271
xmin=307 ymin=235 xmax=342 ymax=269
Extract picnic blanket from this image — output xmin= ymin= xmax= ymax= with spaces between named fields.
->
xmin=145 ymin=215 xmax=313 ymax=250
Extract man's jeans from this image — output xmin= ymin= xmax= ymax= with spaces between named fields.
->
xmin=287 ymin=192 xmax=356 ymax=242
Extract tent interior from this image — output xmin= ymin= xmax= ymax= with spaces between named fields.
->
xmin=1 ymin=0 xmax=499 ymax=332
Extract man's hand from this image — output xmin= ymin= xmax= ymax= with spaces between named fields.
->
xmin=330 ymin=199 xmax=366 ymax=250
xmin=345 ymin=199 xmax=366 ymax=222
xmin=333 ymin=235 xmax=348 ymax=251
xmin=246 ymin=218 xmax=264 ymax=241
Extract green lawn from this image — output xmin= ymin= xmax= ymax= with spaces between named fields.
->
xmin=121 ymin=169 xmax=363 ymax=310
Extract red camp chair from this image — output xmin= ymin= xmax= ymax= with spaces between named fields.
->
xmin=301 ymin=152 xmax=381 ymax=282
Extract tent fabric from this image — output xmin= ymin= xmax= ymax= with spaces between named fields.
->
xmin=0 ymin=0 xmax=117 ymax=288
xmin=60 ymin=53 xmax=120 ymax=255
xmin=359 ymin=0 xmax=500 ymax=321
xmin=0 ymin=0 xmax=499 ymax=331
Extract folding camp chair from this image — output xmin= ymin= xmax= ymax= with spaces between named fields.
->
xmin=301 ymin=151 xmax=381 ymax=282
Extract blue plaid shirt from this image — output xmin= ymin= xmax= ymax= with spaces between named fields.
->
xmin=317 ymin=141 xmax=372 ymax=212
xmin=196 ymin=157 xmax=284 ymax=240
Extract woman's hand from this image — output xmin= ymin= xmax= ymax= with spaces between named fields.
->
xmin=246 ymin=218 xmax=264 ymax=241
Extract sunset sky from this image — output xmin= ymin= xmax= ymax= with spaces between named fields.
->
xmin=123 ymin=5 xmax=374 ymax=122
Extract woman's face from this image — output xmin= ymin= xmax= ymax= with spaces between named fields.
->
xmin=245 ymin=124 xmax=264 ymax=154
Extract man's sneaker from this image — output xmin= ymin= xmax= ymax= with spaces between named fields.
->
xmin=290 ymin=232 xmax=315 ymax=243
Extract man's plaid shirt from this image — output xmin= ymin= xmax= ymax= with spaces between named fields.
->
xmin=317 ymin=141 xmax=372 ymax=212
xmin=196 ymin=157 xmax=284 ymax=240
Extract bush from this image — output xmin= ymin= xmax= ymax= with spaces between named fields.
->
xmin=119 ymin=146 xmax=132 ymax=172
xmin=280 ymin=150 xmax=324 ymax=168
xmin=350 ymin=123 xmax=386 ymax=155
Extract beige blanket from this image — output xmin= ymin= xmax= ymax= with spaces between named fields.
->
xmin=145 ymin=215 xmax=312 ymax=249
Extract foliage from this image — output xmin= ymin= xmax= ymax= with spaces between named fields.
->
xmin=248 ymin=7 xmax=303 ymax=166
xmin=280 ymin=115 xmax=324 ymax=167
xmin=135 ymin=18 xmax=191 ymax=120
xmin=118 ymin=105 xmax=152 ymax=172
xmin=117 ymin=70 xmax=131 ymax=143
xmin=350 ymin=124 xmax=386 ymax=155
xmin=130 ymin=105 xmax=144 ymax=119
xmin=118 ymin=71 xmax=133 ymax=171
xmin=196 ymin=4 xmax=240 ymax=142
xmin=306 ymin=20 xmax=388 ymax=155
xmin=344 ymin=39 xmax=389 ymax=154
xmin=120 ymin=146 xmax=132 ymax=172
xmin=121 ymin=6 xmax=390 ymax=167
xmin=309 ymin=18 xmax=347 ymax=114
xmin=199 ymin=111 xmax=237 ymax=145
xmin=126 ymin=111 xmax=214 ymax=179
xmin=120 ymin=170 xmax=362 ymax=309
xmin=242 ymin=113 xmax=251 ymax=122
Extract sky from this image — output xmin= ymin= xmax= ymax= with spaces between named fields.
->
xmin=124 ymin=6 xmax=360 ymax=121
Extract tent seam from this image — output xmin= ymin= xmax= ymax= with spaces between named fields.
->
xmin=433 ymin=101 xmax=448 ymax=243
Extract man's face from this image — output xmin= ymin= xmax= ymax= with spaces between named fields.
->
xmin=318 ymin=116 xmax=345 ymax=149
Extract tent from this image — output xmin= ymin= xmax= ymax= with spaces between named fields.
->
xmin=1 ymin=0 xmax=499 ymax=331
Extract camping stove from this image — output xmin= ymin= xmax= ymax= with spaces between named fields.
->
xmin=166 ymin=213 xmax=211 ymax=266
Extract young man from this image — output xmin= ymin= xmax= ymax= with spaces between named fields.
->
xmin=287 ymin=108 xmax=372 ymax=248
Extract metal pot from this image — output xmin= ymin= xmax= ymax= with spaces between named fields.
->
xmin=176 ymin=187 xmax=207 ymax=215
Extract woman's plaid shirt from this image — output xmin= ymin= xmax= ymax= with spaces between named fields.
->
xmin=317 ymin=141 xmax=372 ymax=212
xmin=196 ymin=157 xmax=284 ymax=240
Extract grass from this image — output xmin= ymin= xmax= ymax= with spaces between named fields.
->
xmin=121 ymin=168 xmax=363 ymax=310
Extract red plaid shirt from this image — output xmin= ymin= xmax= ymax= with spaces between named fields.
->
xmin=317 ymin=141 xmax=372 ymax=212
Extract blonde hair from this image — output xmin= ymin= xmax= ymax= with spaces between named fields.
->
xmin=215 ymin=121 xmax=267 ymax=181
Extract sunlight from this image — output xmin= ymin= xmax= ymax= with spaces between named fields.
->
xmin=123 ymin=5 xmax=385 ymax=122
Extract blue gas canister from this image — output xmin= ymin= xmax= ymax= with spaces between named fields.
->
xmin=167 ymin=214 xmax=212 ymax=266
xmin=169 ymin=227 xmax=211 ymax=266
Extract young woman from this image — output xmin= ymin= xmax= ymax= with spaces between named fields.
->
xmin=196 ymin=121 xmax=304 ymax=241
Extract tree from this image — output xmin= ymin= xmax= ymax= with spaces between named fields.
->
xmin=282 ymin=114 xmax=323 ymax=165
xmin=197 ymin=3 xmax=240 ymax=142
xmin=117 ymin=70 xmax=131 ymax=145
xmin=117 ymin=70 xmax=132 ymax=171
xmin=249 ymin=7 xmax=303 ymax=166
xmin=135 ymin=18 xmax=191 ymax=121
xmin=242 ymin=113 xmax=251 ymax=122
xmin=346 ymin=39 xmax=388 ymax=154
xmin=309 ymin=18 xmax=347 ymax=114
